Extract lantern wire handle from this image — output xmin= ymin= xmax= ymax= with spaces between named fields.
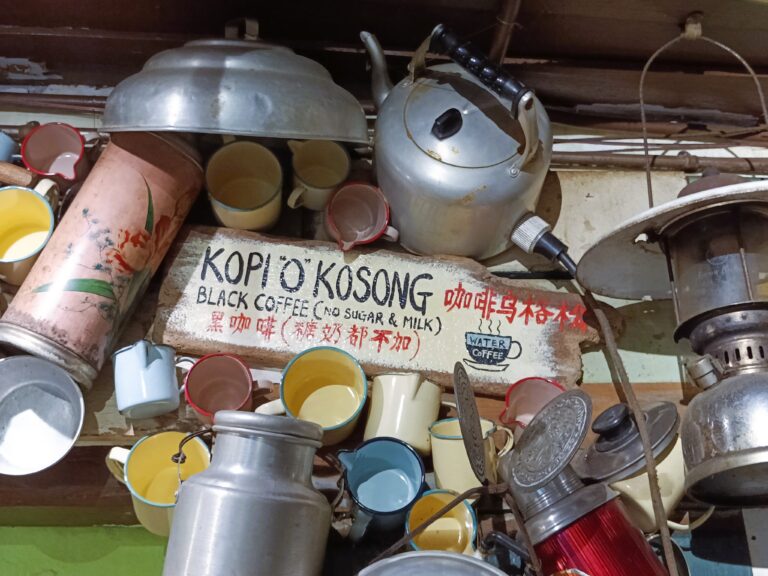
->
xmin=639 ymin=12 xmax=768 ymax=209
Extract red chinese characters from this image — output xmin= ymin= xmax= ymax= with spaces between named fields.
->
xmin=443 ymin=283 xmax=587 ymax=332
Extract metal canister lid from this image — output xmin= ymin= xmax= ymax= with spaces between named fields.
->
xmin=509 ymin=389 xmax=592 ymax=490
xmin=213 ymin=410 xmax=323 ymax=444
xmin=571 ymin=401 xmax=679 ymax=483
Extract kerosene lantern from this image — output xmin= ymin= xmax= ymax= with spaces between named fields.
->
xmin=577 ymin=170 xmax=768 ymax=505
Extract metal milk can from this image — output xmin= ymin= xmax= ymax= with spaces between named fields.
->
xmin=163 ymin=411 xmax=332 ymax=576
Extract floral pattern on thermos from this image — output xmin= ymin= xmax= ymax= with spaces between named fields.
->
xmin=1 ymin=132 xmax=202 ymax=372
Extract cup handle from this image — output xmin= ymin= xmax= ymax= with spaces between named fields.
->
xmin=175 ymin=356 xmax=198 ymax=394
xmin=287 ymin=186 xmax=306 ymax=209
xmin=105 ymin=447 xmax=130 ymax=484
xmin=348 ymin=509 xmax=373 ymax=542
xmin=667 ymin=506 xmax=714 ymax=532
xmin=287 ymin=140 xmax=303 ymax=154
xmin=33 ymin=178 xmax=60 ymax=214
xmin=382 ymin=226 xmax=399 ymax=243
xmin=255 ymin=398 xmax=286 ymax=415
xmin=507 ymin=340 xmax=523 ymax=360
xmin=494 ymin=425 xmax=515 ymax=457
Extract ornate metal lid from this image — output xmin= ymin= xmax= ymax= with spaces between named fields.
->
xmin=509 ymin=389 xmax=592 ymax=490
xmin=571 ymin=402 xmax=679 ymax=483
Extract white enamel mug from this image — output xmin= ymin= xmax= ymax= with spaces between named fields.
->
xmin=364 ymin=373 xmax=442 ymax=455
xmin=430 ymin=418 xmax=514 ymax=495
xmin=112 ymin=340 xmax=184 ymax=420
xmin=287 ymin=140 xmax=350 ymax=211
xmin=106 ymin=431 xmax=210 ymax=536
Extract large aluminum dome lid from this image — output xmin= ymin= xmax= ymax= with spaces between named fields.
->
xmin=102 ymin=23 xmax=369 ymax=143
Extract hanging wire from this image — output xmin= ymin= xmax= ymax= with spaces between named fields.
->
xmin=639 ymin=12 xmax=768 ymax=208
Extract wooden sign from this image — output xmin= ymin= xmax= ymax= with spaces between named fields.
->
xmin=153 ymin=227 xmax=598 ymax=396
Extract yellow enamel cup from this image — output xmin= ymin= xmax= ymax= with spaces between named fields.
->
xmin=406 ymin=489 xmax=478 ymax=555
xmin=206 ymin=141 xmax=282 ymax=231
xmin=106 ymin=431 xmax=210 ymax=536
xmin=287 ymin=140 xmax=350 ymax=211
xmin=0 ymin=185 xmax=56 ymax=286
xmin=258 ymin=347 xmax=367 ymax=445
xmin=429 ymin=418 xmax=514 ymax=494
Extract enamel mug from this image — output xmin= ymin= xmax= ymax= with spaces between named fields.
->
xmin=325 ymin=183 xmax=399 ymax=251
xmin=0 ymin=180 xmax=58 ymax=286
xmin=499 ymin=377 xmax=565 ymax=441
xmin=256 ymin=346 xmax=367 ymax=446
xmin=287 ymin=140 xmax=350 ymax=211
xmin=339 ymin=437 xmax=425 ymax=541
xmin=0 ymin=131 xmax=18 ymax=162
xmin=206 ymin=141 xmax=282 ymax=231
xmin=364 ymin=373 xmax=441 ymax=455
xmin=112 ymin=340 xmax=182 ymax=420
xmin=429 ymin=418 xmax=514 ymax=495
xmin=106 ymin=431 xmax=210 ymax=536
xmin=182 ymin=353 xmax=254 ymax=425
xmin=21 ymin=122 xmax=89 ymax=182
xmin=406 ymin=489 xmax=477 ymax=555
xmin=610 ymin=437 xmax=687 ymax=532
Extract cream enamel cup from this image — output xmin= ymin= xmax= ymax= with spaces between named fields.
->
xmin=287 ymin=140 xmax=350 ymax=210
xmin=206 ymin=141 xmax=282 ymax=231
xmin=106 ymin=431 xmax=210 ymax=536
xmin=610 ymin=436 xmax=688 ymax=532
xmin=364 ymin=373 xmax=441 ymax=455
xmin=0 ymin=180 xmax=59 ymax=286
xmin=256 ymin=346 xmax=367 ymax=445
xmin=430 ymin=418 xmax=514 ymax=494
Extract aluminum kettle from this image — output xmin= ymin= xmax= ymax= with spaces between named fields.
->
xmin=361 ymin=25 xmax=552 ymax=260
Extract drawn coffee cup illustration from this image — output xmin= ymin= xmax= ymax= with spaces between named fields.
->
xmin=463 ymin=330 xmax=522 ymax=372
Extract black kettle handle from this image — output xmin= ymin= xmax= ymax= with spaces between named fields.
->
xmin=429 ymin=24 xmax=531 ymax=116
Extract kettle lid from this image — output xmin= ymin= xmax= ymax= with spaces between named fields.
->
xmin=571 ymin=401 xmax=679 ymax=483
xmin=403 ymin=63 xmax=528 ymax=169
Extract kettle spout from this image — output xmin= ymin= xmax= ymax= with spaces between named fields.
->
xmin=360 ymin=31 xmax=393 ymax=110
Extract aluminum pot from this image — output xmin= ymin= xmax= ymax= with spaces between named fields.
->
xmin=360 ymin=551 xmax=507 ymax=576
xmin=163 ymin=411 xmax=331 ymax=576
xmin=103 ymin=20 xmax=368 ymax=144
xmin=0 ymin=132 xmax=203 ymax=387
xmin=361 ymin=27 xmax=552 ymax=259
xmin=0 ymin=355 xmax=84 ymax=475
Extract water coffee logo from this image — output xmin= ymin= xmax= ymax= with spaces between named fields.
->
xmin=463 ymin=319 xmax=522 ymax=372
